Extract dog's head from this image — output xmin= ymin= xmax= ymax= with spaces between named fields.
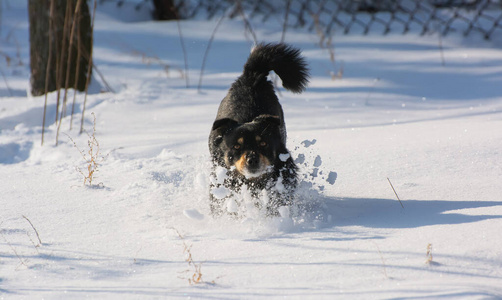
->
xmin=211 ymin=115 xmax=282 ymax=179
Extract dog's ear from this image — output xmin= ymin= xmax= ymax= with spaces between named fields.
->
xmin=252 ymin=114 xmax=281 ymax=126
xmin=209 ymin=118 xmax=238 ymax=162
xmin=211 ymin=118 xmax=238 ymax=147
xmin=211 ymin=118 xmax=238 ymax=132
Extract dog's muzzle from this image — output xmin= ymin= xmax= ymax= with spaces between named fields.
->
xmin=235 ymin=151 xmax=271 ymax=178
xmin=246 ymin=152 xmax=260 ymax=170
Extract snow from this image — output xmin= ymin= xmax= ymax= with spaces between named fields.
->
xmin=1 ymin=1 xmax=502 ymax=299
xmin=182 ymin=209 xmax=204 ymax=221
xmin=210 ymin=186 xmax=230 ymax=200
xmin=279 ymin=153 xmax=290 ymax=162
xmin=326 ymin=171 xmax=338 ymax=185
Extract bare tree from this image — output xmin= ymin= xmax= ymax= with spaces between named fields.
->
xmin=28 ymin=0 xmax=92 ymax=96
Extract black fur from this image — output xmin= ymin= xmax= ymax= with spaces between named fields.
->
xmin=208 ymin=43 xmax=309 ymax=216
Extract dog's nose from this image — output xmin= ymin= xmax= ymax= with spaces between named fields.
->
xmin=246 ymin=152 xmax=259 ymax=167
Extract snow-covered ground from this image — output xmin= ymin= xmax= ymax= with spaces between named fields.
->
xmin=1 ymin=1 xmax=502 ymax=299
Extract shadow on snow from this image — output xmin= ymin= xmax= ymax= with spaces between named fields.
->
xmin=324 ymin=196 xmax=502 ymax=229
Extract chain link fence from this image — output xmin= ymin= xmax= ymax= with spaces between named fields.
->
xmin=180 ymin=0 xmax=502 ymax=40
xmin=103 ymin=0 xmax=502 ymax=39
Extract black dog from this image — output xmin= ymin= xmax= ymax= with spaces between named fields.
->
xmin=208 ymin=43 xmax=309 ymax=216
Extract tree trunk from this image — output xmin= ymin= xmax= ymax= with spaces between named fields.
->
xmin=28 ymin=0 xmax=92 ymax=96
xmin=152 ymin=0 xmax=179 ymax=20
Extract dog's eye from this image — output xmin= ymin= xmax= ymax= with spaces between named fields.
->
xmin=259 ymin=141 xmax=267 ymax=147
xmin=233 ymin=144 xmax=241 ymax=150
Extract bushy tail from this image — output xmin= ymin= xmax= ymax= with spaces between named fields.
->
xmin=243 ymin=43 xmax=309 ymax=93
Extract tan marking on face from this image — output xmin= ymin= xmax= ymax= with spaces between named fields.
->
xmin=255 ymin=136 xmax=261 ymax=142
xmin=234 ymin=153 xmax=247 ymax=174
xmin=237 ymin=137 xmax=244 ymax=145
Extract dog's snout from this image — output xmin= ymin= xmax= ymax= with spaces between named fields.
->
xmin=246 ymin=152 xmax=259 ymax=167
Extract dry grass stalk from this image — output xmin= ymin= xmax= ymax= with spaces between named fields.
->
xmin=68 ymin=112 xmax=102 ymax=186
xmin=0 ymin=50 xmax=12 ymax=65
xmin=312 ymin=13 xmax=342 ymax=80
xmin=0 ymin=223 xmax=28 ymax=269
xmin=172 ymin=228 xmax=204 ymax=285
xmin=425 ymin=243 xmax=433 ymax=265
xmin=92 ymin=62 xmax=114 ymax=91
xmin=81 ymin=0 xmax=97 ymax=135
xmin=36 ymin=0 xmax=96 ymax=145
xmin=387 ymin=177 xmax=404 ymax=209
xmin=0 ymin=68 xmax=13 ymax=96
xmin=55 ymin=1 xmax=72 ymax=128
xmin=62 ymin=0 xmax=83 ymax=118
xmin=436 ymin=23 xmax=446 ymax=67
xmin=41 ymin=0 xmax=56 ymax=146
xmin=70 ymin=0 xmax=84 ymax=130
xmin=0 ymin=49 xmax=18 ymax=95
xmin=130 ymin=49 xmax=173 ymax=78
xmin=177 ymin=20 xmax=189 ymax=88
xmin=183 ymin=243 xmax=203 ymax=285
xmin=56 ymin=0 xmax=81 ymax=145
xmin=280 ymin=0 xmax=291 ymax=43
xmin=232 ymin=0 xmax=257 ymax=44
xmin=2 ymin=237 xmax=28 ymax=268
xmin=373 ymin=242 xmax=389 ymax=279
xmin=166 ymin=4 xmax=190 ymax=88
xmin=22 ymin=215 xmax=42 ymax=247
xmin=198 ymin=14 xmax=225 ymax=92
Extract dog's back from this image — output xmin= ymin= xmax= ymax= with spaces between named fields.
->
xmin=214 ymin=43 xmax=309 ymax=128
